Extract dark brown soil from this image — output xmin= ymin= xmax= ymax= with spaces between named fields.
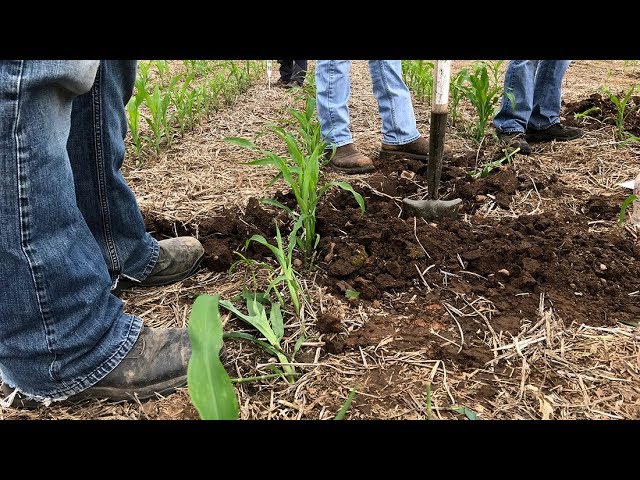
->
xmin=142 ymin=146 xmax=640 ymax=373
xmin=564 ymin=92 xmax=640 ymax=136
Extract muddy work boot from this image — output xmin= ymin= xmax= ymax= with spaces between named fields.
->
xmin=114 ymin=236 xmax=204 ymax=294
xmin=497 ymin=131 xmax=532 ymax=155
xmin=379 ymin=135 xmax=451 ymax=162
xmin=327 ymin=143 xmax=375 ymax=174
xmin=1 ymin=326 xmax=191 ymax=409
xmin=525 ymin=123 xmax=584 ymax=143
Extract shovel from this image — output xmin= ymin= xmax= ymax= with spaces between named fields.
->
xmin=403 ymin=60 xmax=462 ymax=220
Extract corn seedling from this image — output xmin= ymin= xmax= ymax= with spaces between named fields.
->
xmin=220 ymin=289 xmax=296 ymax=383
xmin=334 ymin=385 xmax=358 ymax=420
xmin=449 ymin=68 xmax=469 ymax=127
xmin=187 ymin=294 xmax=239 ymax=420
xmin=461 ymin=62 xmax=508 ymax=144
xmin=574 ymin=106 xmax=601 ymax=120
xmin=402 ymin=60 xmax=434 ymax=103
xmin=143 ymin=84 xmax=171 ymax=155
xmin=425 ymin=382 xmax=432 ymax=420
xmin=602 ymin=85 xmax=637 ymax=142
xmin=244 ymin=218 xmax=303 ymax=317
xmin=469 ymin=147 xmax=519 ymax=179
xmin=125 ymin=85 xmax=146 ymax=159
xmin=225 ymin=93 xmax=364 ymax=265
xmin=345 ymin=289 xmax=360 ymax=300
xmin=619 ymin=194 xmax=638 ymax=225
xmin=451 ymin=406 xmax=478 ymax=420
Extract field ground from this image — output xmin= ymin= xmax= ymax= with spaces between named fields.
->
xmin=2 ymin=60 xmax=640 ymax=420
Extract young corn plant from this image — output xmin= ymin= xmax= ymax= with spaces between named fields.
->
xmin=402 ymin=60 xmax=435 ymax=103
xmin=125 ymin=85 xmax=146 ymax=160
xmin=143 ymin=84 xmax=171 ymax=155
xmin=220 ymin=289 xmax=297 ymax=383
xmin=469 ymin=147 xmax=519 ymax=179
xmin=449 ymin=67 xmax=469 ymax=127
xmin=225 ymin=93 xmax=365 ymax=265
xmin=602 ymin=85 xmax=638 ymax=142
xmin=244 ymin=218 xmax=304 ymax=317
xmin=461 ymin=62 xmax=510 ymax=144
xmin=187 ymin=294 xmax=239 ymax=420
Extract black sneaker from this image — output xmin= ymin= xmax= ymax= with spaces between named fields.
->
xmin=496 ymin=131 xmax=531 ymax=155
xmin=114 ymin=236 xmax=204 ymax=294
xmin=1 ymin=326 xmax=190 ymax=409
xmin=525 ymin=123 xmax=584 ymax=143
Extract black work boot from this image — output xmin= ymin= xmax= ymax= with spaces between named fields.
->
xmin=114 ymin=236 xmax=204 ymax=294
xmin=496 ymin=131 xmax=532 ymax=155
xmin=525 ymin=123 xmax=584 ymax=143
xmin=1 ymin=326 xmax=191 ymax=409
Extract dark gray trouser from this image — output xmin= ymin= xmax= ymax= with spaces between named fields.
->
xmin=278 ymin=59 xmax=307 ymax=84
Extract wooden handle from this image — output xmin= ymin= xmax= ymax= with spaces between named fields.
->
xmin=432 ymin=60 xmax=452 ymax=114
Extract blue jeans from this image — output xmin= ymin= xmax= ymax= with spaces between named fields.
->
xmin=315 ymin=60 xmax=420 ymax=148
xmin=0 ymin=60 xmax=157 ymax=401
xmin=493 ymin=60 xmax=571 ymax=134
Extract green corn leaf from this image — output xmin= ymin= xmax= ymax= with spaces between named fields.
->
xmin=219 ymin=299 xmax=279 ymax=347
xmin=345 ymin=290 xmax=360 ymax=299
xmin=224 ymin=137 xmax=259 ymax=149
xmin=334 ymin=385 xmax=358 ymax=420
xmin=269 ymin=302 xmax=284 ymax=341
xmin=222 ymin=331 xmax=282 ymax=357
xmin=319 ymin=181 xmax=366 ymax=214
xmin=452 ymin=406 xmax=478 ymax=420
xmin=619 ymin=194 xmax=637 ymax=225
xmin=619 ymin=319 xmax=638 ymax=327
xmin=259 ymin=198 xmax=294 ymax=216
xmin=187 ymin=294 xmax=239 ymax=420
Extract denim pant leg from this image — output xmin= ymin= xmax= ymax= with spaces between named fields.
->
xmin=0 ymin=60 xmax=142 ymax=400
xmin=368 ymin=60 xmax=420 ymax=146
xmin=315 ymin=60 xmax=353 ymax=148
xmin=67 ymin=60 xmax=159 ymax=286
xmin=493 ymin=60 xmax=538 ymax=133
xmin=528 ymin=60 xmax=571 ymax=130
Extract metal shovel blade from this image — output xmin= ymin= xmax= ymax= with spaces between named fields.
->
xmin=403 ymin=197 xmax=463 ymax=220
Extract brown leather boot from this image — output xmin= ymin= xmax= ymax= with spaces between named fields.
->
xmin=1 ymin=326 xmax=191 ymax=409
xmin=327 ymin=143 xmax=375 ymax=174
xmin=379 ymin=136 xmax=452 ymax=162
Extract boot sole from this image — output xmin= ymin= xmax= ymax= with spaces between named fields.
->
xmin=2 ymin=376 xmax=187 ymax=410
xmin=113 ymin=253 xmax=204 ymax=295
xmin=379 ymin=149 xmax=428 ymax=161
xmin=330 ymin=163 xmax=375 ymax=174
xmin=525 ymin=133 xmax=584 ymax=143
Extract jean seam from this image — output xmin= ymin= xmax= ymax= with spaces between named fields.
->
xmin=13 ymin=61 xmax=63 ymax=383
xmin=376 ymin=61 xmax=400 ymax=144
xmin=91 ymin=66 xmax=121 ymax=276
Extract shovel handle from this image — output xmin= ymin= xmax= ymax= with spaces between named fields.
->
xmin=432 ymin=60 xmax=452 ymax=112
xmin=427 ymin=60 xmax=452 ymax=199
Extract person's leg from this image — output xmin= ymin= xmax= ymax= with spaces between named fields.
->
xmin=277 ymin=60 xmax=291 ymax=85
xmin=528 ymin=60 xmax=570 ymax=130
xmin=315 ymin=60 xmax=353 ymax=147
xmin=0 ymin=60 xmax=143 ymax=400
xmin=67 ymin=61 xmax=159 ymax=288
xmin=526 ymin=60 xmax=583 ymax=141
xmin=493 ymin=60 xmax=537 ymax=133
xmin=290 ymin=60 xmax=307 ymax=86
xmin=67 ymin=61 xmax=203 ymax=294
xmin=368 ymin=60 xmax=420 ymax=146
xmin=493 ymin=60 xmax=537 ymax=154
xmin=315 ymin=60 xmax=374 ymax=174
